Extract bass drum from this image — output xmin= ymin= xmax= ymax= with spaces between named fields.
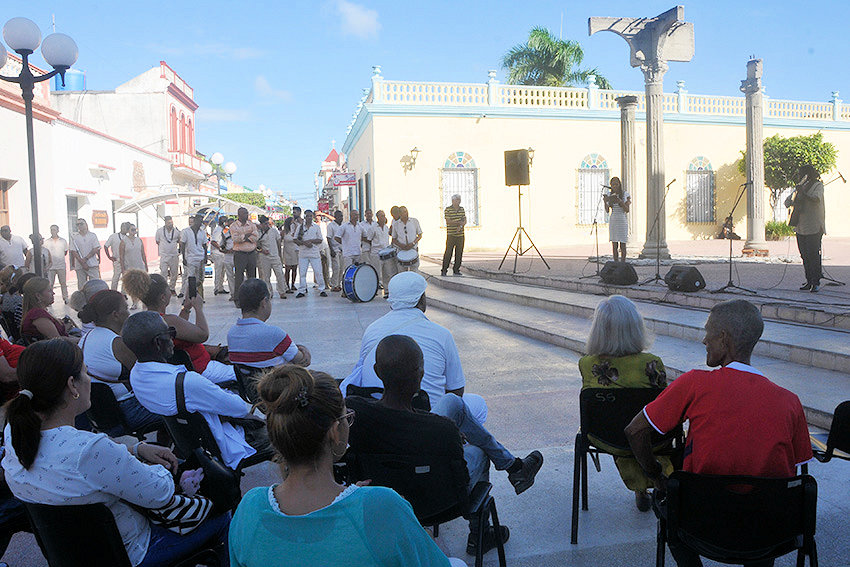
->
xmin=342 ymin=263 xmax=379 ymax=303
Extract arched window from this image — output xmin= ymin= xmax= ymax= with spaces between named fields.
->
xmin=187 ymin=118 xmax=194 ymax=154
xmin=686 ymin=156 xmax=715 ymax=222
xmin=179 ymin=112 xmax=186 ymax=153
xmin=169 ymin=107 xmax=178 ymax=151
xmin=440 ymin=152 xmax=479 ymax=226
xmin=577 ymin=153 xmax=610 ymax=225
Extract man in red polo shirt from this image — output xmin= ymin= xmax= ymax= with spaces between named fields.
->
xmin=626 ymin=299 xmax=812 ymax=567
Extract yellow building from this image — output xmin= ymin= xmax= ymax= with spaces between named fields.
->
xmin=340 ymin=67 xmax=850 ymax=253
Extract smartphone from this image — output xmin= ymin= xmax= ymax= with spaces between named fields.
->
xmin=187 ymin=276 xmax=197 ymax=299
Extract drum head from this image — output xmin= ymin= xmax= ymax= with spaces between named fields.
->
xmin=352 ymin=264 xmax=379 ymax=302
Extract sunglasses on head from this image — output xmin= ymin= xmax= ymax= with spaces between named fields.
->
xmin=154 ymin=327 xmax=177 ymax=342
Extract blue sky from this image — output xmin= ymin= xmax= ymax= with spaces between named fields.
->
xmin=11 ymin=1 xmax=850 ymax=207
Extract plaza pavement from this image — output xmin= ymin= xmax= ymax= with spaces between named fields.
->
xmin=4 ymin=274 xmax=850 ymax=566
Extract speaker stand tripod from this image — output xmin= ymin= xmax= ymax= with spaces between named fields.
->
xmin=499 ymin=185 xmax=550 ymax=272
xmin=711 ymin=182 xmax=756 ymax=295
xmin=639 ymin=178 xmax=676 ymax=286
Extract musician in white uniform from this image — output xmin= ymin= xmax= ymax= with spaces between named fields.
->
xmin=154 ymin=216 xmax=180 ymax=293
xmin=358 ymin=209 xmax=378 ymax=274
xmin=294 ymin=210 xmax=328 ymax=298
xmin=371 ymin=210 xmax=395 ymax=297
xmin=391 ymin=206 xmax=422 ymax=272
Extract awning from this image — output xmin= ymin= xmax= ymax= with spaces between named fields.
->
xmin=115 ymin=191 xmax=264 ymax=216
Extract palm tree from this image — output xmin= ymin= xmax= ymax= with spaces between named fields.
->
xmin=502 ymin=27 xmax=612 ymax=89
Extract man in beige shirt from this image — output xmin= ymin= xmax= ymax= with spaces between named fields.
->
xmin=229 ymin=207 xmax=259 ymax=305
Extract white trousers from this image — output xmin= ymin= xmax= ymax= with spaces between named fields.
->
xmin=160 ymin=254 xmax=180 ymax=291
xmin=258 ymin=253 xmax=286 ymax=296
xmin=329 ymin=251 xmax=345 ymax=288
xmin=298 ymin=256 xmax=326 ymax=293
xmin=371 ymin=253 xmax=397 ymax=290
xmin=75 ymin=266 xmax=101 ymax=290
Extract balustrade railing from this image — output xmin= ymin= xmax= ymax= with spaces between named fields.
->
xmin=496 ymin=85 xmax=587 ymax=107
xmin=379 ymin=81 xmax=487 ymax=105
xmin=767 ymin=99 xmax=833 ymax=120
xmin=687 ymin=94 xmax=746 ymax=116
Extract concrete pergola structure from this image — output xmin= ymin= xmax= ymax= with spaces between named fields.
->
xmin=589 ymin=6 xmax=695 ymax=259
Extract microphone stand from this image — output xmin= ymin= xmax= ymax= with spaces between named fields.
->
xmin=711 ymin=182 xmax=756 ymax=294
xmin=580 ymin=188 xmax=607 ymax=279
xmin=819 ymin=175 xmax=846 ymax=286
xmin=639 ymin=178 xmax=676 ymax=286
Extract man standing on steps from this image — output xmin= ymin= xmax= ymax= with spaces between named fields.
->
xmin=104 ymin=222 xmax=130 ymax=290
xmin=625 ymin=299 xmax=812 ymax=567
xmin=442 ymin=194 xmax=466 ymax=277
xmin=230 ymin=207 xmax=259 ymax=304
xmin=155 ymin=216 xmax=180 ymax=293
xmin=326 ymin=210 xmax=344 ymax=292
xmin=44 ymin=225 xmax=69 ymax=303
xmin=71 ymin=218 xmax=101 ymax=288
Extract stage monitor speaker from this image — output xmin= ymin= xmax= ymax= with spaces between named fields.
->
xmin=664 ymin=265 xmax=706 ymax=292
xmin=600 ymin=261 xmax=638 ymax=286
xmin=504 ymin=149 xmax=530 ymax=186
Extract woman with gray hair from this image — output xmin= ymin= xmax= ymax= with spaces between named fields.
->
xmin=578 ymin=294 xmax=669 ymax=512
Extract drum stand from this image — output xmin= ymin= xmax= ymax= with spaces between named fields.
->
xmin=580 ymin=190 xmax=607 ymax=280
xmin=499 ymin=185 xmax=550 ymax=273
xmin=711 ymin=182 xmax=756 ymax=295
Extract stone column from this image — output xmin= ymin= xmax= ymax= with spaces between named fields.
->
xmin=741 ymin=59 xmax=768 ymax=252
xmin=639 ymin=61 xmax=671 ymax=259
xmin=617 ymin=95 xmax=641 ymax=254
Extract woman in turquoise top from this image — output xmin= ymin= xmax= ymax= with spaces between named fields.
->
xmin=228 ymin=365 xmax=457 ymax=567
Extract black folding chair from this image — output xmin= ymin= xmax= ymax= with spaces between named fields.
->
xmin=571 ymin=387 xmax=682 ymax=544
xmin=24 ymin=502 xmax=221 ymax=567
xmin=345 ymin=383 xmax=432 ymax=412
xmin=350 ymin=451 xmax=506 ymax=567
xmin=657 ymin=471 xmax=818 ymax=567
xmin=812 ymin=400 xmax=850 ymax=463
xmin=233 ymin=363 xmax=266 ymax=405
xmin=86 ymin=382 xmax=164 ymax=441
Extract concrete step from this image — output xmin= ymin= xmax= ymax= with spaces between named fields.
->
xmin=422 ymin=265 xmax=850 ymax=376
xmin=422 ymin=272 xmax=847 ymax=429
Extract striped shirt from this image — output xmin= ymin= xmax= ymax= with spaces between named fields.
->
xmin=444 ymin=206 xmax=466 ymax=236
xmin=227 ymin=317 xmax=298 ymax=368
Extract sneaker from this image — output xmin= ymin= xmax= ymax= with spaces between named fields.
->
xmin=635 ymin=490 xmax=651 ymax=512
xmin=800 ymin=282 xmax=813 ymax=291
xmin=286 ymin=288 xmax=295 ymax=294
xmin=466 ymin=525 xmax=510 ymax=556
xmin=279 ymin=294 xmax=287 ymax=299
xmin=440 ymin=271 xmax=447 ymax=277
xmin=331 ymin=286 xmax=342 ymax=292
xmin=810 ymin=284 xmax=820 ymax=293
xmin=507 ymin=451 xmax=543 ymax=495
xmin=320 ymin=291 xmax=328 ymax=297
xmin=296 ymin=292 xmax=306 ymax=298
xmin=453 ymin=271 xmax=462 ymax=276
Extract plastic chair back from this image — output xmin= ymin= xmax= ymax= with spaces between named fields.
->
xmin=666 ymin=471 xmax=817 ymax=564
xmin=345 ymin=384 xmax=431 ymax=412
xmin=579 ymin=387 xmax=675 ymax=453
xmin=86 ymin=382 xmax=127 ymax=437
xmin=233 ymin=364 xmax=265 ymax=405
xmin=24 ymin=502 xmax=132 ymax=567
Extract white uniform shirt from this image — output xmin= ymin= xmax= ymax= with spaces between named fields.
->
xmin=130 ymin=361 xmax=254 ymax=469
xmin=2 ymin=425 xmax=173 ymax=566
xmin=391 ymin=218 xmax=422 ymax=250
xmin=296 ymin=223 xmax=323 ymax=259
xmin=180 ymin=227 xmax=208 ymax=264
xmin=104 ymin=232 xmax=124 ymax=261
xmin=339 ymin=222 xmax=364 ymax=257
xmin=358 ymin=221 xmax=376 ymax=254
xmin=72 ymin=232 xmax=101 ymax=267
xmin=326 ymin=222 xmax=344 ymax=252
xmin=0 ymin=235 xmax=28 ymax=267
xmin=341 ymin=307 xmax=465 ymax=407
xmin=258 ymin=225 xmax=282 ymax=256
xmin=210 ymin=225 xmax=224 ymax=255
xmin=371 ymin=223 xmax=391 ymax=250
xmin=43 ymin=237 xmax=68 ymax=270
xmin=155 ymin=226 xmax=180 ymax=257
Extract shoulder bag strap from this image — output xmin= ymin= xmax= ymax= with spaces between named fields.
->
xmin=175 ymin=371 xmax=188 ymax=417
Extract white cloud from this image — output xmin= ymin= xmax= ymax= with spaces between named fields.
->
xmin=196 ymin=108 xmax=252 ymax=123
xmin=255 ymin=75 xmax=292 ymax=101
xmin=336 ymin=0 xmax=381 ymax=39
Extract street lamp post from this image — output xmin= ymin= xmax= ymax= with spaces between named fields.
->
xmin=203 ymin=152 xmax=236 ymax=195
xmin=0 ymin=17 xmax=78 ymax=277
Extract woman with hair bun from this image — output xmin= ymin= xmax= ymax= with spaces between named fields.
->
xmin=228 ymin=365 xmax=461 ymax=567
xmin=579 ymin=295 xmax=670 ymax=512
xmin=1 ymin=339 xmax=230 ymax=566
xmin=123 ymin=270 xmax=234 ymax=384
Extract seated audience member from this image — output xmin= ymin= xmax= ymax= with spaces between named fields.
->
xmin=70 ymin=278 xmax=110 ymax=336
xmin=1 ymin=268 xmax=34 ymax=333
xmin=78 ymin=290 xmax=163 ymax=433
xmin=342 ymin=271 xmax=490 ymax=425
xmin=1 ymin=339 xmax=230 ymax=567
xmin=20 ymin=277 xmax=75 ymax=341
xmin=227 ymin=278 xmax=311 ymax=369
xmin=122 ymin=311 xmax=270 ymax=470
xmin=0 ymin=337 xmax=24 ymax=402
xmin=348 ymin=335 xmax=544 ymax=555
xmin=579 ymin=295 xmax=670 ymax=512
xmin=228 ymin=364 xmax=464 ymax=567
xmin=123 ymin=270 xmax=235 ymax=384
xmin=625 ymin=299 xmax=813 ymax=567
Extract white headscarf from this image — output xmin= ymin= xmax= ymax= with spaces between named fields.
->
xmin=388 ymin=271 xmax=427 ymax=310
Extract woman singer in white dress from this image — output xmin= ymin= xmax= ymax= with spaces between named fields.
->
xmin=120 ymin=224 xmax=148 ymax=309
xmin=605 ymin=177 xmax=631 ymax=262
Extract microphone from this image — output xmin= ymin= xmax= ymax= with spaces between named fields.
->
xmin=840 ymin=171 xmax=847 ymax=184
xmin=741 ymin=181 xmax=753 ymax=186
xmin=601 ymin=185 xmax=612 ymax=189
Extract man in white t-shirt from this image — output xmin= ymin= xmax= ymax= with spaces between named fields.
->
xmin=44 ymin=225 xmax=69 ymax=303
xmin=358 ymin=208 xmax=378 ymax=274
xmin=325 ymin=210 xmax=345 ymax=292
xmin=104 ymin=222 xmax=130 ymax=290
xmin=257 ymin=215 xmax=286 ymax=299
xmin=209 ymin=216 xmax=228 ymax=296
xmin=391 ymin=206 xmax=423 ymax=272
xmin=70 ymin=219 xmax=101 ymax=289
xmin=336 ymin=209 xmax=364 ymax=270
xmin=155 ymin=216 xmax=180 ymax=293
xmin=179 ymin=215 xmax=208 ymax=298
xmin=0 ymin=226 xmax=28 ymax=268
xmin=294 ymin=210 xmax=327 ymax=297
xmin=370 ymin=210 xmax=395 ymax=296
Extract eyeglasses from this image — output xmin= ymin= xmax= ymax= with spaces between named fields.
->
xmin=154 ymin=327 xmax=177 ymax=342
xmin=339 ymin=409 xmax=355 ymax=427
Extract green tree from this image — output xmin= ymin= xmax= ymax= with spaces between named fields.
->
xmin=739 ymin=132 xmax=837 ymax=214
xmin=225 ymin=192 xmax=266 ymax=208
xmin=502 ymin=27 xmax=612 ymax=89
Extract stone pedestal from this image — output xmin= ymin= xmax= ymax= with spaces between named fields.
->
xmin=617 ymin=95 xmax=642 ymax=254
xmin=741 ymin=59 xmax=768 ymax=252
